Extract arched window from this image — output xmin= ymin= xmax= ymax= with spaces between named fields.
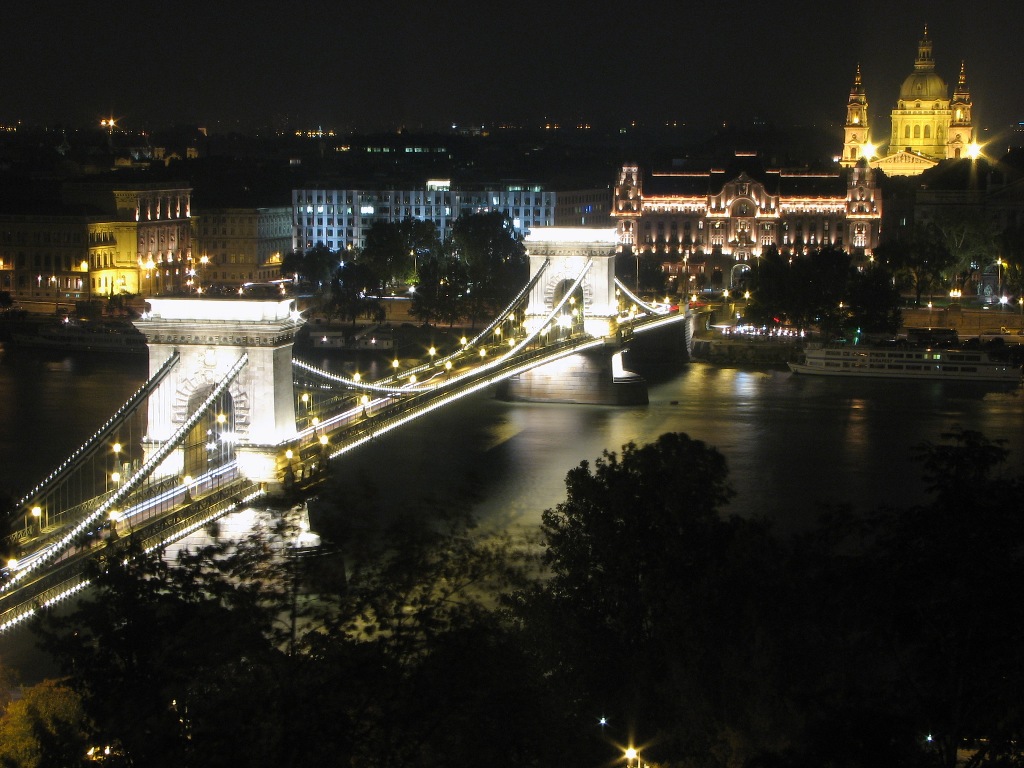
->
xmin=905 ymin=125 xmax=911 ymax=139
xmin=914 ymin=125 xmax=921 ymax=139
xmin=924 ymin=125 xmax=931 ymax=139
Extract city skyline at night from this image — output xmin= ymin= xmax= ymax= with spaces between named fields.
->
xmin=2 ymin=1 xmax=1022 ymax=143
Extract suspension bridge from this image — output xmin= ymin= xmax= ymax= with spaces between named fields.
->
xmin=0 ymin=228 xmax=692 ymax=633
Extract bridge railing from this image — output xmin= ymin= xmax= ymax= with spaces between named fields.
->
xmin=1 ymin=353 xmax=250 ymax=598
xmin=0 ymin=478 xmax=261 ymax=634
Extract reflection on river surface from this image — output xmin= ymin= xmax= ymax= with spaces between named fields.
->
xmin=1 ymin=345 xmax=1022 ymax=537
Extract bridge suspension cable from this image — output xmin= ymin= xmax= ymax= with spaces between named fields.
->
xmin=458 ymin=257 xmax=550 ymax=351
xmin=292 ymin=258 xmax=552 ymax=395
xmin=614 ymin=278 xmax=668 ymax=316
xmin=393 ymin=258 xmax=594 ymax=392
xmin=291 ymin=360 xmax=414 ymax=396
xmin=1 ymin=353 xmax=249 ymax=594
xmin=322 ymin=334 xmax=607 ymax=462
xmin=376 ymin=257 xmax=552 ymax=386
xmin=15 ymin=351 xmax=181 ymax=512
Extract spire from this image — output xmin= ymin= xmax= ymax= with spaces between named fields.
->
xmin=848 ymin=63 xmax=866 ymax=98
xmin=952 ymin=60 xmax=971 ymax=124
xmin=915 ymin=23 xmax=934 ymax=71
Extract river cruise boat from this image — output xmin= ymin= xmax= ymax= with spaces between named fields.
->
xmin=789 ymin=343 xmax=1021 ymax=383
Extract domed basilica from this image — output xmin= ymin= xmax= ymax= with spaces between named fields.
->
xmin=841 ymin=26 xmax=977 ymax=176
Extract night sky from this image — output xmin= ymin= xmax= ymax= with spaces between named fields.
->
xmin=2 ymin=0 xmax=1022 ymax=139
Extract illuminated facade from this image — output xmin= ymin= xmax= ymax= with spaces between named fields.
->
xmin=63 ymin=181 xmax=194 ymax=298
xmin=612 ymin=154 xmax=882 ymax=288
xmin=0 ymin=213 xmax=92 ymax=311
xmin=0 ymin=181 xmax=193 ymax=310
xmin=193 ymin=207 xmax=292 ymax=288
xmin=292 ymin=181 xmax=555 ymax=252
xmin=843 ymin=27 xmax=976 ymax=176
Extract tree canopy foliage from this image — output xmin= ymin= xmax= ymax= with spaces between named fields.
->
xmin=15 ymin=428 xmax=1024 ymax=768
xmin=874 ymin=222 xmax=957 ymax=305
xmin=745 ymin=246 xmax=902 ymax=337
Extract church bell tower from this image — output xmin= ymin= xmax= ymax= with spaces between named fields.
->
xmin=947 ymin=61 xmax=974 ymax=158
xmin=842 ymin=64 xmax=872 ymax=167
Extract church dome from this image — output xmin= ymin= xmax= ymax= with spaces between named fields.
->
xmin=899 ymin=25 xmax=948 ymax=103
xmin=899 ymin=71 xmax=948 ymax=102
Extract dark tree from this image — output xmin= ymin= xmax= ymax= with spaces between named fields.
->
xmin=846 ymin=429 xmax=1024 ymax=768
xmin=279 ymin=244 xmax=340 ymax=290
xmin=357 ymin=218 xmax=441 ymax=293
xmin=846 ymin=261 xmax=903 ymax=335
xmin=999 ymin=221 xmax=1024 ymax=297
xmin=409 ymin=249 xmax=470 ymax=327
xmin=446 ymin=211 xmax=527 ymax=325
xmin=521 ymin=433 xmax=803 ymax=768
xmin=875 ymin=222 xmax=956 ymax=306
xmin=0 ymin=679 xmax=90 ymax=767
xmin=327 ymin=261 xmax=385 ymax=325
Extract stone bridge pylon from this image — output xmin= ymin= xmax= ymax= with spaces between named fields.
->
xmin=502 ymin=228 xmax=648 ymax=405
xmin=133 ymin=297 xmax=304 ymax=486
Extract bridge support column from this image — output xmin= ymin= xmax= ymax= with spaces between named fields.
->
xmin=497 ymin=344 xmax=647 ymax=405
xmin=134 ymin=297 xmax=303 ymax=488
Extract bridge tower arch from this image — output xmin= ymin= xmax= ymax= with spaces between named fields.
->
xmin=502 ymin=228 xmax=647 ymax=405
xmin=523 ymin=227 xmax=619 ymax=337
xmin=133 ymin=297 xmax=303 ymax=485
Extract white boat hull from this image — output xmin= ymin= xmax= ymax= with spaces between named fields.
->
xmin=789 ymin=345 xmax=1021 ymax=384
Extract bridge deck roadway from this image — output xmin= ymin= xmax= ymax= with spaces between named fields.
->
xmin=0 ymin=480 xmax=260 ymax=633
xmin=1 ymin=311 xmax=687 ymax=632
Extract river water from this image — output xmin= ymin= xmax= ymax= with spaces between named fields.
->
xmin=2 ymin=342 xmax=1022 ymax=536
xmin=2 ymin=341 xmax=1022 ymax=680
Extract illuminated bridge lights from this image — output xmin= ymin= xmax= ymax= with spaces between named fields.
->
xmin=1 ymin=353 xmax=249 ymax=596
xmin=3 ymin=257 xmax=685 ymax=627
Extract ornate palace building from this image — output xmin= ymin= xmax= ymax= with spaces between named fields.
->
xmin=611 ymin=153 xmax=882 ymax=290
xmin=841 ymin=26 xmax=977 ymax=176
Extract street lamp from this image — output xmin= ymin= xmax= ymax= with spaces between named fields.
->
xmin=625 ymin=747 xmax=639 ymax=768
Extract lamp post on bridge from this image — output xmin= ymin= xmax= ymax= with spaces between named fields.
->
xmin=30 ymin=505 xmax=43 ymax=533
